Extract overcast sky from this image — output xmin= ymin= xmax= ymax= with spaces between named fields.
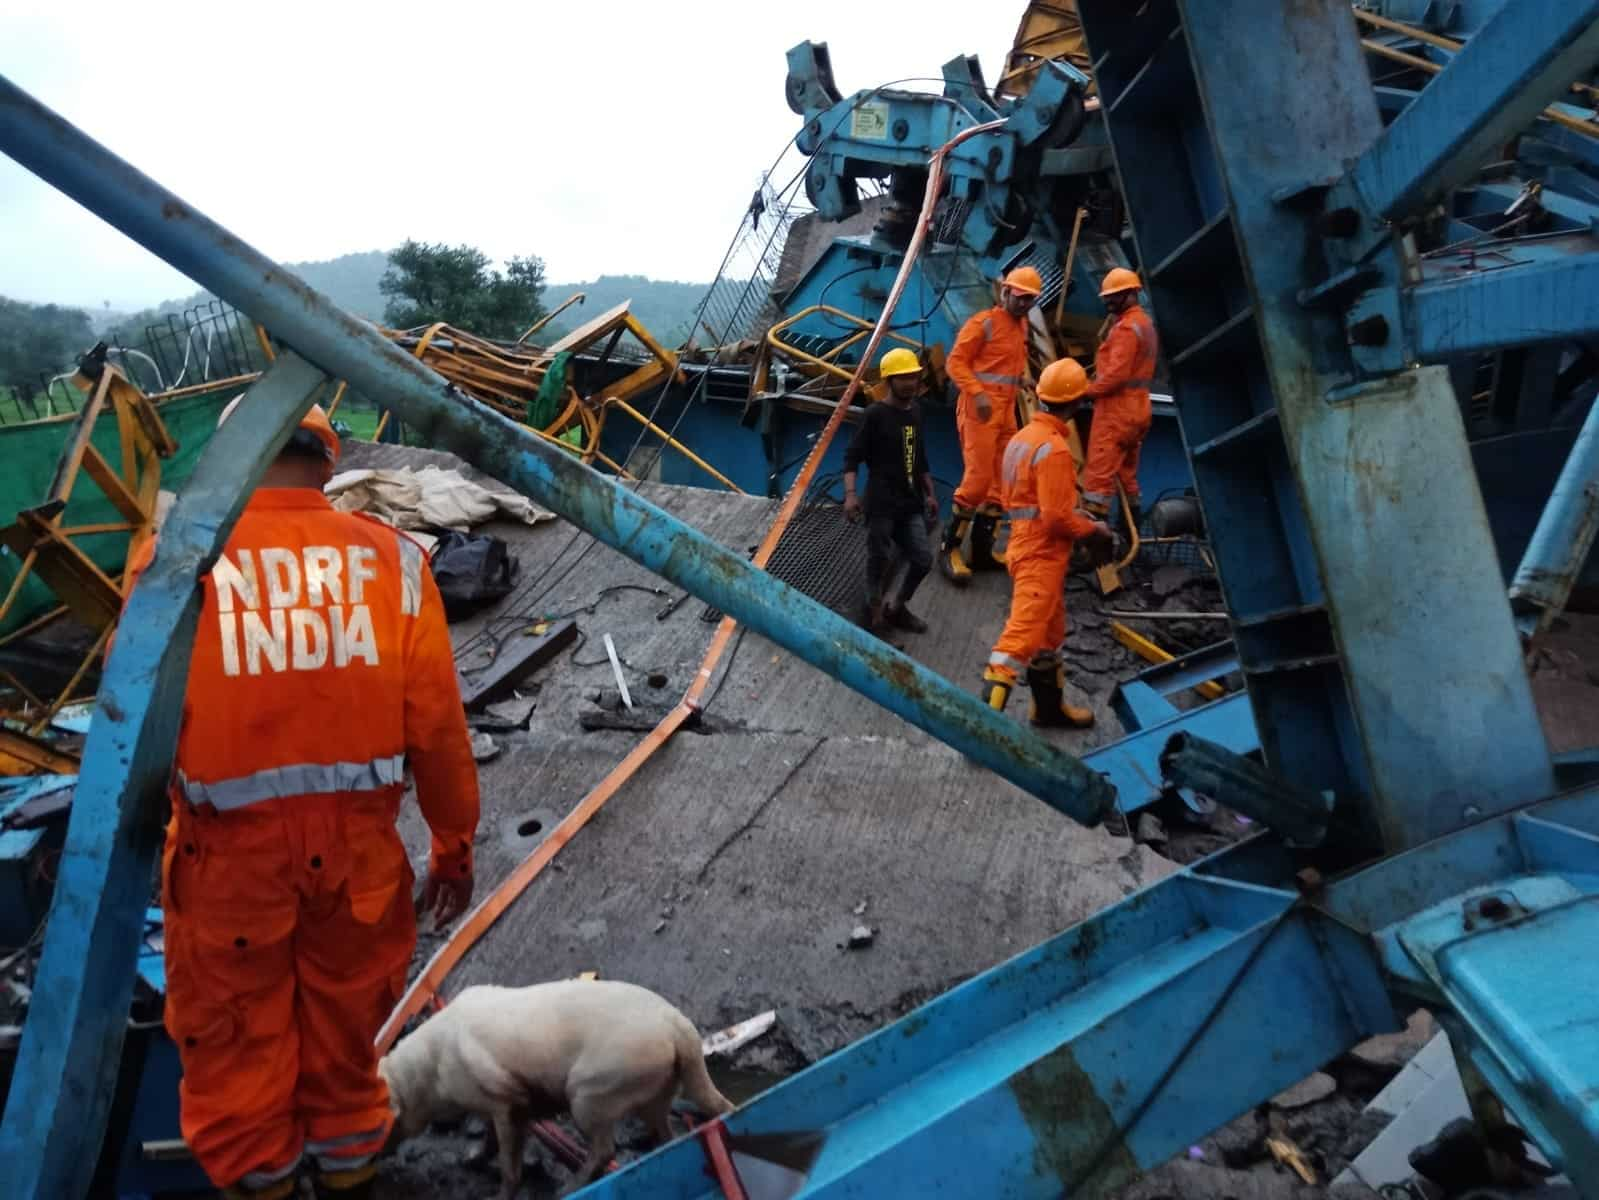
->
xmin=2 ymin=1 xmax=1018 ymax=311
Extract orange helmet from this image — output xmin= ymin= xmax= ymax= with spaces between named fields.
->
xmin=1099 ymin=267 xmax=1142 ymax=297
xmin=1037 ymin=358 xmax=1089 ymax=406
xmin=1002 ymin=266 xmax=1044 ymax=296
xmin=218 ymin=394 xmax=342 ymax=464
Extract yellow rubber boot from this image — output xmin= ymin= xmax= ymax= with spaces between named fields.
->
xmin=970 ymin=512 xmax=1007 ymax=570
xmin=941 ymin=509 xmax=975 ymax=586
xmin=1026 ymin=659 xmax=1094 ymax=729
xmin=981 ymin=667 xmax=1015 ymax=711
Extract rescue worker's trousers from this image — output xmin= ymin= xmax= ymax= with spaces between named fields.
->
xmin=953 ymin=406 xmax=1018 ymax=513
xmin=162 ymin=792 xmax=415 ymax=1191
xmin=988 ymin=546 xmax=1070 ymax=680
xmin=1081 ymin=400 xmax=1152 ymax=512
xmin=865 ymin=510 xmax=932 ymax=606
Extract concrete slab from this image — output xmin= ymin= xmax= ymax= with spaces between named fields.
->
xmin=350 ymin=444 xmax=1175 ymax=1061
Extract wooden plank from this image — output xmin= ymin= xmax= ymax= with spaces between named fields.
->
xmin=457 ymin=619 xmax=577 ymax=710
xmin=45 ymin=370 xmax=112 ymax=505
xmin=542 ymin=301 xmax=632 ymax=356
xmin=0 ymin=728 xmax=81 ymax=776
xmin=79 ymin=443 xmax=147 ymax=525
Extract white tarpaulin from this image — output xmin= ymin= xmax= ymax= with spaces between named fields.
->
xmin=326 ymin=466 xmax=554 ymax=533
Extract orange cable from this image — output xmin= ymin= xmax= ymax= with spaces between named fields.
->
xmin=376 ymin=119 xmax=1006 ymax=1053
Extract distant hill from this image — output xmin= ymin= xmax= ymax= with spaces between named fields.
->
xmin=535 ymin=275 xmax=709 ymax=346
xmin=133 ymin=253 xmax=711 ymax=348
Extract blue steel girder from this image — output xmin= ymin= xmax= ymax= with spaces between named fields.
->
xmin=576 ymin=857 xmax=1396 ymax=1198
xmin=789 ymin=44 xmax=1090 ymax=263
xmin=1320 ymin=786 xmax=1599 ymax=1191
xmin=0 ymin=353 xmax=331 ymax=1199
xmin=1332 ymin=0 xmax=1599 ymax=242
xmin=1507 ymin=392 xmax=1599 ymax=624
xmin=1079 ymin=0 xmax=1554 ymax=856
xmin=1407 ymin=250 xmax=1599 ymax=358
xmin=0 ymin=73 xmax=1121 ymax=1196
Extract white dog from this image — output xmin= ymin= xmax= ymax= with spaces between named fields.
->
xmin=379 ymin=980 xmax=735 ymax=1197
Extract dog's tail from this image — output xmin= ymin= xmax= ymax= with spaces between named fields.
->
xmin=674 ymin=1016 xmax=735 ymax=1117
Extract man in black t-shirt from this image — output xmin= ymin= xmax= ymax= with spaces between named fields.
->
xmin=843 ymin=347 xmax=939 ymax=633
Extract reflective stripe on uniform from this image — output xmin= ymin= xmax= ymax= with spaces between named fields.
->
xmin=1031 ymin=442 xmax=1053 ymax=466
xmin=975 ymin=370 xmax=1022 ymax=386
xmin=398 ymin=536 xmax=423 ymax=618
xmin=240 ymin=1155 xmax=303 ymax=1189
xmin=982 ymin=318 xmax=994 ymax=340
xmin=1006 ymin=506 xmax=1041 ymax=520
xmin=989 ymin=650 xmax=1028 ymax=672
xmin=306 ymin=1123 xmax=389 ymax=1167
xmin=1082 ymin=490 xmax=1113 ymax=506
xmin=1121 ymin=377 xmax=1156 ymax=389
xmin=179 ymin=754 xmax=406 ymax=811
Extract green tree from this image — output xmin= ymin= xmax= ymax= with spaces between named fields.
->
xmin=379 ymin=241 xmax=546 ymax=340
xmin=0 ymin=297 xmax=96 ymax=399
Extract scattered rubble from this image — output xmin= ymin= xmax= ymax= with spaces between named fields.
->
xmin=845 ymin=925 xmax=874 ymax=950
xmin=1272 ymin=1071 xmax=1337 ymax=1110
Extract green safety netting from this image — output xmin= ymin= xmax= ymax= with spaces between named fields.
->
xmin=0 ymin=384 xmax=238 ymax=638
xmin=527 ymin=351 xmax=585 ymax=448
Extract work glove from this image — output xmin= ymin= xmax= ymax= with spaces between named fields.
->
xmin=1081 ymin=522 xmax=1115 ymax=567
xmin=974 ymin=392 xmax=993 ymax=423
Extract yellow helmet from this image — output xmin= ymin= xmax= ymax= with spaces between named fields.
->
xmin=1037 ymin=358 xmax=1089 ymax=406
xmin=878 ymin=347 xmax=922 ymax=378
xmin=1099 ymin=267 xmax=1142 ymax=297
xmin=1003 ymin=266 xmax=1044 ymax=296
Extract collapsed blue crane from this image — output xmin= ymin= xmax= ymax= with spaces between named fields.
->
xmin=0 ymin=0 xmax=1598 ymax=1196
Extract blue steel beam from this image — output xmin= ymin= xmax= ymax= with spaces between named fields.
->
xmin=0 ymin=354 xmax=330 ymax=1199
xmin=0 ymin=74 xmax=1112 ymax=828
xmin=1339 ymin=0 xmax=1599 ymax=224
xmin=0 ymin=75 xmax=1119 ymax=1195
xmin=1411 ymin=252 xmax=1599 ymax=357
xmin=1509 ymin=393 xmax=1599 ymax=625
xmin=1322 ymin=787 xmax=1599 ymax=1191
xmin=577 ymin=869 xmax=1393 ymax=1198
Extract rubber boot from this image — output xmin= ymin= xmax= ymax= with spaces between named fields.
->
xmin=981 ymin=667 xmax=1014 ymax=712
xmin=1026 ymin=659 xmax=1094 ymax=729
xmin=969 ymin=513 xmax=1006 ymax=571
xmin=312 ymin=1163 xmax=378 ymax=1200
xmin=940 ymin=509 xmax=974 ymax=586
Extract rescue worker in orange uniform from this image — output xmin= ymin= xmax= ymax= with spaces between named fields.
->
xmin=127 ymin=399 xmax=480 ymax=1200
xmin=1082 ymin=268 xmax=1159 ymax=538
xmin=940 ymin=265 xmax=1044 ymax=583
xmin=983 ymin=359 xmax=1113 ymax=726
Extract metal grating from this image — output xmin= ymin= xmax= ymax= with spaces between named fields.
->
xmin=702 ymin=497 xmax=869 ymax=624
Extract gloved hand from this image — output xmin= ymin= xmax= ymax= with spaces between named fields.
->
xmin=1082 ymin=521 xmax=1115 ymax=567
xmin=973 ymin=392 xmax=993 ymax=423
xmin=420 ymin=868 xmax=475 ymax=929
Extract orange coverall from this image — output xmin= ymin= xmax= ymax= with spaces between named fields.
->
xmin=946 ymin=305 xmax=1028 ymax=513
xmin=988 ymin=410 xmax=1103 ymax=679
xmin=130 ymin=488 xmax=479 ymax=1192
xmin=1082 ymin=302 xmax=1158 ymax=511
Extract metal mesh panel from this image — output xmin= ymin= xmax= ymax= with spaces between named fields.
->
xmin=702 ymin=498 xmax=869 ymax=623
